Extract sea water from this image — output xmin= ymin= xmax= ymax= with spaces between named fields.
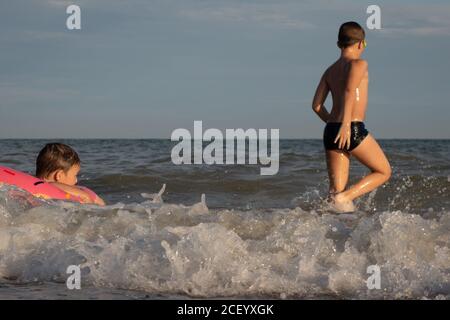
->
xmin=0 ymin=139 xmax=449 ymax=299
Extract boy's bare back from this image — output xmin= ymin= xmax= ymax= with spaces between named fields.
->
xmin=324 ymin=58 xmax=369 ymax=122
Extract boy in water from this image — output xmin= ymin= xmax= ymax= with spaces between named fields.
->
xmin=36 ymin=143 xmax=105 ymax=206
xmin=312 ymin=21 xmax=391 ymax=212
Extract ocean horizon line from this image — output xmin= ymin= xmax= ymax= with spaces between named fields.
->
xmin=1 ymin=138 xmax=450 ymax=141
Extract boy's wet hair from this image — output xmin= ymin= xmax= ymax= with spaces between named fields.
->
xmin=337 ymin=21 xmax=365 ymax=48
xmin=36 ymin=143 xmax=80 ymax=179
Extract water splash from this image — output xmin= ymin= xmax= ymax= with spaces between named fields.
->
xmin=0 ymin=184 xmax=449 ymax=299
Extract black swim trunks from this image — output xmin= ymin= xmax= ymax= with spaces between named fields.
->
xmin=323 ymin=121 xmax=369 ymax=151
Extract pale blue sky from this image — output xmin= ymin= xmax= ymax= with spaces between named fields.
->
xmin=1 ymin=0 xmax=449 ymax=138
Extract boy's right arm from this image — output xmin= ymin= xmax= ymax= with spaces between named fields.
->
xmin=312 ymin=71 xmax=331 ymax=123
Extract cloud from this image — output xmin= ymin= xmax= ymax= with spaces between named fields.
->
xmin=0 ymin=80 xmax=81 ymax=105
xmin=20 ymin=30 xmax=68 ymax=40
xmin=44 ymin=0 xmax=81 ymax=8
xmin=27 ymin=0 xmax=450 ymax=36
xmin=177 ymin=3 xmax=316 ymax=30
xmin=379 ymin=4 xmax=450 ymax=36
xmin=175 ymin=1 xmax=450 ymax=36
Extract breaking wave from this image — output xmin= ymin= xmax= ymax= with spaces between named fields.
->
xmin=0 ymin=184 xmax=449 ymax=299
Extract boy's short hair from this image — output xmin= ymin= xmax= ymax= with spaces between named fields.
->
xmin=338 ymin=21 xmax=365 ymax=48
xmin=36 ymin=143 xmax=80 ymax=179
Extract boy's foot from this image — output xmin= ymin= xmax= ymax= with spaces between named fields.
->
xmin=331 ymin=193 xmax=356 ymax=213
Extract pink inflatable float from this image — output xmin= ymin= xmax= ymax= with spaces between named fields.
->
xmin=0 ymin=166 xmax=99 ymax=204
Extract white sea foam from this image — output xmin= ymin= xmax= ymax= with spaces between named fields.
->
xmin=0 ymin=184 xmax=449 ymax=299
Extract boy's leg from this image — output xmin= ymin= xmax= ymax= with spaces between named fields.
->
xmin=336 ymin=134 xmax=391 ymax=203
xmin=325 ymin=149 xmax=350 ymax=195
